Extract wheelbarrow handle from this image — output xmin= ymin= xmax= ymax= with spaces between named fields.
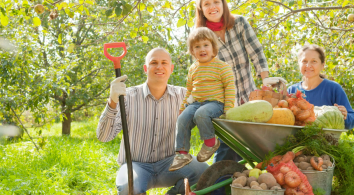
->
xmin=103 ymin=42 xmax=127 ymax=69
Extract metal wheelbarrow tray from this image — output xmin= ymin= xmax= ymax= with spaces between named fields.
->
xmin=212 ymin=118 xmax=347 ymax=166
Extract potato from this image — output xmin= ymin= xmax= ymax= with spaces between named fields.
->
xmin=294 ymin=162 xmax=300 ymax=167
xmin=260 ymin=183 xmax=268 ymax=190
xmin=258 ymin=173 xmax=277 ymax=188
xmin=250 ymin=181 xmax=259 ymax=188
xmin=233 ymin=176 xmax=247 ymax=187
xmin=270 ymin=186 xmax=282 ymax=190
xmin=306 ymin=166 xmax=314 ymax=170
xmin=247 ymin=176 xmax=257 ymax=187
xmin=232 ymin=182 xmax=243 ymax=188
xmin=295 ymin=156 xmax=306 ymax=163
xmin=233 ymin=172 xmax=241 ymax=178
xmin=242 ymin=169 xmax=251 ymax=176
xmin=323 ymin=160 xmax=333 ymax=167
xmin=306 ymin=156 xmax=312 ymax=162
xmin=322 ymin=165 xmax=328 ymax=169
xmin=251 ymin=185 xmax=263 ymax=190
xmin=299 ymin=162 xmax=311 ymax=170
xmin=321 ymin=154 xmax=330 ymax=161
xmin=243 ymin=186 xmax=250 ymax=189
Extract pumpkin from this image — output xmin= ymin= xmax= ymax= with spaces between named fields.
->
xmin=226 ymin=100 xmax=273 ymax=123
xmin=267 ymin=108 xmax=295 ymax=125
xmin=313 ymin=106 xmax=345 ymax=129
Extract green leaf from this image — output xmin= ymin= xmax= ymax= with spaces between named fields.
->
xmin=0 ymin=7 xmax=6 ymax=16
xmin=105 ymin=9 xmax=113 ymax=17
xmin=297 ymin=0 xmax=302 ymax=6
xmin=65 ymin=9 xmax=74 ymax=18
xmin=115 ymin=6 xmax=122 ymax=16
xmin=187 ymin=19 xmax=194 ymax=28
xmin=141 ymin=36 xmax=149 ymax=43
xmin=122 ymin=4 xmax=132 ymax=16
xmin=58 ymin=34 xmax=62 ymax=44
xmin=289 ymin=0 xmax=295 ymax=7
xmin=0 ymin=15 xmax=9 ymax=26
xmin=177 ymin=18 xmax=186 ymax=28
xmin=139 ymin=3 xmax=145 ymax=11
xmin=274 ymin=6 xmax=280 ymax=14
xmin=33 ymin=17 xmax=41 ymax=27
xmin=67 ymin=44 xmax=75 ymax=53
xmin=147 ymin=6 xmax=153 ymax=13
xmin=342 ymin=0 xmax=350 ymax=7
xmin=130 ymin=31 xmax=137 ymax=38
xmin=79 ymin=0 xmax=84 ymax=4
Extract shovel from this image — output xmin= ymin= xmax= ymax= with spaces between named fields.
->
xmin=104 ymin=42 xmax=133 ymax=194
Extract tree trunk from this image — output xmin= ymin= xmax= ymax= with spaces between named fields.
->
xmin=62 ymin=111 xmax=71 ymax=135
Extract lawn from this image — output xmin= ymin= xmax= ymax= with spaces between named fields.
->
xmin=0 ymin=117 xmax=207 ymax=195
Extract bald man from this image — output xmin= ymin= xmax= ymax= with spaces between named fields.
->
xmin=97 ymin=48 xmax=209 ymax=195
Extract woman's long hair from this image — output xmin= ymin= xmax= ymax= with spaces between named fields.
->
xmin=195 ymin=0 xmax=235 ymax=30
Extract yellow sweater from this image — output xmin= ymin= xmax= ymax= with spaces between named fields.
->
xmin=180 ymin=57 xmax=236 ymax=113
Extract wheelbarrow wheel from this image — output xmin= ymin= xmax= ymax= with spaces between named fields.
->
xmin=196 ymin=160 xmax=246 ymax=195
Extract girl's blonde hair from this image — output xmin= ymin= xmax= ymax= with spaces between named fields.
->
xmin=187 ymin=27 xmax=219 ymax=57
xmin=195 ymin=0 xmax=235 ymax=30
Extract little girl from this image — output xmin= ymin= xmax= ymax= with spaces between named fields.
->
xmin=169 ymin=27 xmax=235 ymax=171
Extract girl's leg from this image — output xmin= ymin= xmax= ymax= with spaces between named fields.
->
xmin=175 ymin=102 xmax=200 ymax=152
xmin=194 ymin=101 xmax=224 ymax=140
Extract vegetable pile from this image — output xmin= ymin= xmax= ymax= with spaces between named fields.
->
xmin=256 ymin=150 xmax=314 ymax=195
xmin=263 ymin=125 xmax=354 ymax=195
xmin=231 ymin=168 xmax=283 ymax=191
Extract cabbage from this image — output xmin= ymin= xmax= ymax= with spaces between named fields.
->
xmin=313 ymin=106 xmax=345 ymax=129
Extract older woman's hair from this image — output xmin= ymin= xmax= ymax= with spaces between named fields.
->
xmin=195 ymin=0 xmax=235 ymax=30
xmin=187 ymin=27 xmax=219 ymax=57
xmin=298 ymin=44 xmax=327 ymax=79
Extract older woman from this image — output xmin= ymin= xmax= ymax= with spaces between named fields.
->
xmin=195 ymin=0 xmax=286 ymax=162
xmin=287 ymin=44 xmax=354 ymax=129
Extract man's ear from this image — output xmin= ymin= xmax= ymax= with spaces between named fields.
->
xmin=143 ymin=64 xmax=148 ymax=73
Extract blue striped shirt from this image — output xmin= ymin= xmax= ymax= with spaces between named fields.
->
xmin=97 ymin=83 xmax=186 ymax=165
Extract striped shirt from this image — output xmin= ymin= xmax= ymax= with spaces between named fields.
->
xmin=217 ymin=15 xmax=269 ymax=106
xmin=180 ymin=57 xmax=235 ymax=113
xmin=96 ymin=83 xmax=186 ymax=165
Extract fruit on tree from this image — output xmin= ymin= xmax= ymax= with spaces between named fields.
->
xmin=348 ymin=14 xmax=354 ymax=22
xmin=34 ymin=4 xmax=45 ymax=14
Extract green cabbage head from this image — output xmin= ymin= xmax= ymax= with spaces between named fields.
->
xmin=313 ymin=106 xmax=345 ymax=129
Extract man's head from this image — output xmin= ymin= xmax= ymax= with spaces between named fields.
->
xmin=144 ymin=48 xmax=174 ymax=85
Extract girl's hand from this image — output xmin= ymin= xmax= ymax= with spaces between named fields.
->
xmin=334 ymin=103 xmax=347 ymax=120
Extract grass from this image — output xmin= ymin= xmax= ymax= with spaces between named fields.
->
xmin=0 ymin=117 xmax=209 ymax=195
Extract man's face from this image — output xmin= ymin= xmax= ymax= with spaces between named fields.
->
xmin=144 ymin=49 xmax=174 ymax=85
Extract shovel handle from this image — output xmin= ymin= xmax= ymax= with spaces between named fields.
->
xmin=104 ymin=42 xmax=127 ymax=69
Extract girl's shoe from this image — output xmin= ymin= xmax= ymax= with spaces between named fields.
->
xmin=169 ymin=152 xmax=193 ymax=171
xmin=197 ymin=138 xmax=220 ymax=162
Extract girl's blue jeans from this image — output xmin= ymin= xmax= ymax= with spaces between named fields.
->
xmin=175 ymin=101 xmax=224 ymax=152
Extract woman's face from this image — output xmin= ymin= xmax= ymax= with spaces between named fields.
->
xmin=298 ymin=49 xmax=324 ymax=79
xmin=201 ymin=0 xmax=224 ymax=22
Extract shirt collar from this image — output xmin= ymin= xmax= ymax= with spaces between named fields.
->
xmin=143 ymin=82 xmax=175 ymax=99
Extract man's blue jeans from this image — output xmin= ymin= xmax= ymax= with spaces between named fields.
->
xmin=116 ymin=155 xmax=209 ymax=194
xmin=175 ymin=101 xmax=224 ymax=152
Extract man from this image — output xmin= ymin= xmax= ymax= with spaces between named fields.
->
xmin=97 ymin=48 xmax=209 ymax=195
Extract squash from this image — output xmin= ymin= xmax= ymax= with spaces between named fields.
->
xmin=267 ymin=108 xmax=295 ymax=125
xmin=226 ymin=100 xmax=273 ymax=123
xmin=313 ymin=106 xmax=345 ymax=129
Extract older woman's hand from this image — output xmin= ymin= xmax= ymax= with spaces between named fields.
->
xmin=334 ymin=103 xmax=347 ymax=120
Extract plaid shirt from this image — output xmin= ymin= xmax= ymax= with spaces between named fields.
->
xmin=217 ymin=15 xmax=268 ymax=106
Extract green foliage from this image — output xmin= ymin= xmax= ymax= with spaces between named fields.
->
xmin=0 ymin=117 xmax=211 ymax=194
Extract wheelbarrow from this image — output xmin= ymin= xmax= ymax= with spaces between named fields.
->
xmin=184 ymin=119 xmax=348 ymax=195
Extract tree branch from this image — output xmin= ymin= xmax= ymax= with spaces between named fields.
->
xmin=264 ymin=0 xmax=293 ymax=11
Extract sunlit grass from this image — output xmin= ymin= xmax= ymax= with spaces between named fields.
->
xmin=0 ymin=117 xmax=212 ymax=194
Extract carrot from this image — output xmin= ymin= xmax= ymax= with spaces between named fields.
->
xmin=310 ymin=156 xmax=323 ymax=171
xmin=281 ymin=151 xmax=295 ymax=163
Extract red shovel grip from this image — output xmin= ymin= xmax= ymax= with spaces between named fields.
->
xmin=104 ymin=42 xmax=127 ymax=69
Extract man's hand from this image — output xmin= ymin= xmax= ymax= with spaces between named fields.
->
xmin=263 ymin=77 xmax=287 ymax=86
xmin=110 ymin=75 xmax=128 ymax=103
xmin=334 ymin=103 xmax=347 ymax=120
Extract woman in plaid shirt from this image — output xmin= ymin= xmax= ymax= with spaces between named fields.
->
xmin=194 ymin=0 xmax=287 ymax=162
